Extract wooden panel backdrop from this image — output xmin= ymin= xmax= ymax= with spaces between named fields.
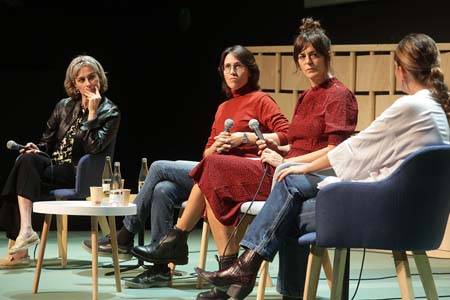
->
xmin=249 ymin=44 xmax=450 ymax=130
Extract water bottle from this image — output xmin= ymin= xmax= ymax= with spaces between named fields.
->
xmin=102 ymin=156 xmax=113 ymax=195
xmin=109 ymin=161 xmax=122 ymax=206
xmin=138 ymin=158 xmax=148 ymax=192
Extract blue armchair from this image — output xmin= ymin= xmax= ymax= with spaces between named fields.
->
xmin=45 ymin=139 xmax=116 ymax=266
xmin=47 ymin=138 xmax=116 ymax=200
xmin=300 ymin=145 xmax=450 ymax=300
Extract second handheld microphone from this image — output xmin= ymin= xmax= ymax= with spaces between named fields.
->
xmin=248 ymin=119 xmax=265 ymax=140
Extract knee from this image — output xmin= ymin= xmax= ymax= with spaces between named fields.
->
xmin=153 ymin=182 xmax=177 ymax=207
xmin=149 ymin=160 xmax=164 ymax=173
xmin=16 ymin=153 xmax=38 ymax=166
xmin=202 ymin=154 xmax=227 ymax=168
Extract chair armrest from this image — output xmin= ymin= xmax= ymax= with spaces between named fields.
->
xmin=315 ymin=180 xmax=402 ymax=250
xmin=75 ymin=153 xmax=106 ymax=198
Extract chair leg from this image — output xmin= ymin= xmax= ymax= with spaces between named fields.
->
xmin=392 ymin=250 xmax=415 ymax=300
xmin=169 ymin=206 xmax=186 ymax=279
xmin=56 ymin=215 xmax=68 ymax=267
xmin=196 ymin=219 xmax=210 ymax=288
xmin=322 ymin=248 xmax=333 ymax=290
xmin=303 ymin=245 xmax=325 ymax=300
xmin=413 ymin=251 xmax=438 ymax=300
xmin=256 ymin=260 xmax=269 ymax=300
xmin=330 ymin=248 xmax=347 ymax=300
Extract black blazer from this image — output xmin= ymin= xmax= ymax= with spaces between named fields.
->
xmin=38 ymin=96 xmax=121 ymax=165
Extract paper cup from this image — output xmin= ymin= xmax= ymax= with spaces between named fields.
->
xmin=121 ymin=189 xmax=131 ymax=206
xmin=90 ymin=186 xmax=104 ymax=206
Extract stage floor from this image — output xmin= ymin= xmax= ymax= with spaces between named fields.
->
xmin=1 ymin=229 xmax=449 ymax=300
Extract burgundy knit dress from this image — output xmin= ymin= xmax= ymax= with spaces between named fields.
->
xmin=190 ymin=77 xmax=358 ymax=226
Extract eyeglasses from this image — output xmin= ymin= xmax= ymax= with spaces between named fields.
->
xmin=223 ymin=63 xmax=246 ymax=74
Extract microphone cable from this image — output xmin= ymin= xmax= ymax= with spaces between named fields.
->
xmin=220 ymin=162 xmax=270 ymax=259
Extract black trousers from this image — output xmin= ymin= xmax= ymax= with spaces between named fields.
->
xmin=0 ymin=153 xmax=75 ymax=240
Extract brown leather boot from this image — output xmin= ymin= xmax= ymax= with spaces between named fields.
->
xmin=195 ymin=249 xmax=264 ymax=300
xmin=196 ymin=254 xmax=238 ymax=300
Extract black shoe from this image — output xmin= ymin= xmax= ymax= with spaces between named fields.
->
xmin=123 ymin=265 xmax=171 ymax=289
xmin=81 ymin=235 xmax=133 ymax=260
xmin=131 ymin=227 xmax=189 ymax=265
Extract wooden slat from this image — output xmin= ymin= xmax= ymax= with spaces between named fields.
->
xmin=440 ymin=52 xmax=450 ymax=87
xmin=331 ymin=55 xmax=353 ymax=90
xmin=389 ymin=52 xmax=396 ymax=95
xmin=280 ymin=56 xmax=310 ymax=91
xmin=255 ymin=55 xmax=277 ymax=90
xmin=269 ymin=92 xmax=297 ymax=122
xmin=356 ymin=54 xmax=391 ymax=92
xmin=376 ymin=94 xmax=399 ymax=117
xmin=355 ymin=94 xmax=375 ymax=131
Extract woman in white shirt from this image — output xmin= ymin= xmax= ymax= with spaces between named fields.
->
xmin=195 ymin=33 xmax=450 ymax=300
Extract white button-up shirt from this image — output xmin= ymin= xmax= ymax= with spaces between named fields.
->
xmin=320 ymin=89 xmax=450 ymax=188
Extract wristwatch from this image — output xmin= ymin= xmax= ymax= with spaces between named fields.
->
xmin=242 ymin=132 xmax=248 ymax=144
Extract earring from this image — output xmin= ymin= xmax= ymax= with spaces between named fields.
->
xmin=75 ymin=89 xmax=80 ymax=95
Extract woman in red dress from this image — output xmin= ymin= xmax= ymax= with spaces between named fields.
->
xmin=130 ymin=44 xmax=289 ymax=297
xmin=133 ymin=18 xmax=358 ymax=300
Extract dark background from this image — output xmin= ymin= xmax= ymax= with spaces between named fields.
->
xmin=1 ymin=0 xmax=449 ymax=230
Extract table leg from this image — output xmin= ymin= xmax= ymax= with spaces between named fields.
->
xmin=108 ymin=216 xmax=122 ymax=292
xmin=91 ymin=216 xmax=98 ymax=300
xmin=33 ymin=214 xmax=52 ymax=293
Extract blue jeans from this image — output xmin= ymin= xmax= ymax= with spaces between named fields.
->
xmin=122 ymin=160 xmax=197 ymax=245
xmin=240 ymin=172 xmax=324 ymax=298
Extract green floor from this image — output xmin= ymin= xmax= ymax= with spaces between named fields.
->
xmin=0 ymin=229 xmax=450 ymax=300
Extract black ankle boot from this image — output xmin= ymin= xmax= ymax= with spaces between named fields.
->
xmin=131 ymin=227 xmax=189 ymax=265
xmin=195 ymin=249 xmax=264 ymax=300
xmin=196 ymin=254 xmax=238 ymax=300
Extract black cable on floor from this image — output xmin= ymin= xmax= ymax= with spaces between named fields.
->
xmin=351 ymin=248 xmax=366 ymax=300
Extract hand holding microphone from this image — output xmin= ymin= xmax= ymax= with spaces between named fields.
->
xmin=224 ymin=118 xmax=234 ymax=133
xmin=216 ymin=119 xmax=235 ymax=153
xmin=6 ymin=140 xmax=40 ymax=153
xmin=248 ymin=119 xmax=265 ymax=141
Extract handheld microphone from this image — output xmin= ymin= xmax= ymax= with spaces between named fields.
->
xmin=248 ymin=119 xmax=265 ymax=141
xmin=224 ymin=119 xmax=234 ymax=132
xmin=6 ymin=140 xmax=29 ymax=151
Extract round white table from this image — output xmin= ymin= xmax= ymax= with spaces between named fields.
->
xmin=32 ymin=201 xmax=136 ymax=300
